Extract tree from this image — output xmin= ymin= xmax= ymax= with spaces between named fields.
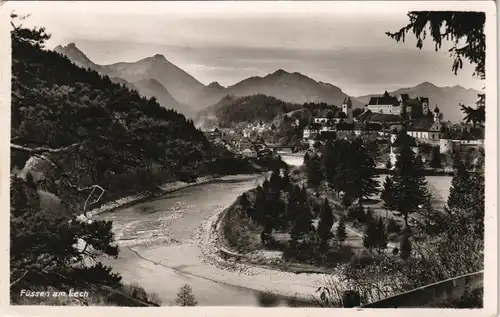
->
xmin=317 ymin=199 xmax=335 ymax=249
xmin=306 ymin=154 xmax=323 ymax=190
xmin=390 ymin=140 xmax=431 ymax=231
xmin=399 ymin=232 xmax=412 ymax=260
xmin=447 ymin=155 xmax=472 ymax=210
xmin=387 ymin=12 xmax=486 ymax=125
xmin=380 ymin=176 xmax=396 ymax=217
xmin=289 ymin=186 xmax=313 ymax=250
xmin=10 ymin=176 xmax=121 ymax=297
xmin=336 ymin=219 xmax=347 ymax=243
xmin=362 ymin=221 xmax=378 ymax=252
xmin=304 ymin=152 xmax=311 ymax=165
xmin=350 ymin=141 xmax=379 ymax=206
xmin=353 ymin=108 xmax=365 ymax=118
xmin=386 ymin=12 xmax=485 ymax=79
xmin=175 ymin=284 xmax=198 ymax=306
xmin=239 ymin=192 xmax=253 ymax=215
xmin=375 ymin=218 xmax=388 ymax=253
xmin=429 ymin=146 xmax=442 ymax=169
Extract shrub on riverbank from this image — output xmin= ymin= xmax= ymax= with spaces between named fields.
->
xmin=222 ymin=191 xmax=263 ymax=253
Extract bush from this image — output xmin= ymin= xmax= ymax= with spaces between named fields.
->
xmin=256 ymin=292 xmax=280 ymax=307
xmin=347 ymin=205 xmax=364 ymax=223
xmin=223 ymin=207 xmax=262 ymax=253
xmin=350 ymin=249 xmax=381 ymax=268
xmin=387 ymin=218 xmax=402 ymax=233
xmin=175 ymin=284 xmax=198 ymax=306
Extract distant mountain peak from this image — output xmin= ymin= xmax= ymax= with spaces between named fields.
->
xmin=153 ymin=53 xmax=166 ymax=60
xmin=207 ymin=81 xmax=225 ymax=89
xmin=418 ymin=81 xmax=437 ymax=88
xmin=271 ymin=69 xmax=289 ymax=76
xmin=53 ymin=42 xmax=96 ymax=69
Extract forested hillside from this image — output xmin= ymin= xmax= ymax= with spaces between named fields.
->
xmin=197 ymin=94 xmax=302 ymax=128
xmin=9 ymin=19 xmax=212 ymax=305
xmin=11 ymin=21 xmax=212 ymax=208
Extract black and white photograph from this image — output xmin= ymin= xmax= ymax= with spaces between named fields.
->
xmin=0 ymin=0 xmax=497 ymax=314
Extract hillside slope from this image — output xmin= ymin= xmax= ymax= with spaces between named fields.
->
xmin=54 ymin=44 xmax=202 ymax=115
xmin=190 ymin=69 xmax=365 ymax=110
xmin=14 ymin=37 xmax=210 ymax=203
xmin=196 ymin=94 xmax=302 ymax=128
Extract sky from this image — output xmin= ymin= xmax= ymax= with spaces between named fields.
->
xmin=6 ymin=1 xmax=486 ymax=96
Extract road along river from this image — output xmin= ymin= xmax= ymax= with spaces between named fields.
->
xmin=97 ymin=172 xmax=326 ymax=306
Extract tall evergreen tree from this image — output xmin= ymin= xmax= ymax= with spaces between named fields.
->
xmin=289 ymin=186 xmax=313 ymax=248
xmin=447 ymin=154 xmax=473 ymax=210
xmin=10 ymin=176 xmax=121 ymax=296
xmin=317 ymin=199 xmax=335 ymax=249
xmin=375 ymin=217 xmax=388 ymax=253
xmin=306 ymin=154 xmax=323 ymax=190
xmin=304 ymin=152 xmax=311 ymax=165
xmin=350 ymin=141 xmax=379 ymax=206
xmin=429 ymin=146 xmax=442 ymax=168
xmin=336 ymin=219 xmax=347 ymax=243
xmin=390 ymin=139 xmax=431 ymax=231
xmin=380 ymin=176 xmax=396 ymax=217
xmin=362 ymin=221 xmax=378 ymax=252
xmin=400 ymin=232 xmax=412 ymax=260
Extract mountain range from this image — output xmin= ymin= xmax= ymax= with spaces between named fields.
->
xmin=54 ymin=43 xmax=481 ymax=122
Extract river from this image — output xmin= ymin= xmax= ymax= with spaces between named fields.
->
xmin=96 ymin=154 xmax=451 ymax=306
xmin=96 ymin=174 xmax=324 ymax=306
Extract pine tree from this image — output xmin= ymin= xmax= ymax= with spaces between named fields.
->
xmin=10 ymin=176 xmax=121 ymax=295
xmin=364 ymin=207 xmax=374 ymax=224
xmin=306 ymin=154 xmax=323 ymax=190
xmin=375 ymin=218 xmax=388 ymax=252
xmin=391 ymin=139 xmax=431 ymax=231
xmin=350 ymin=141 xmax=379 ymax=206
xmin=304 ymin=152 xmax=311 ymax=165
xmin=336 ymin=219 xmax=347 ymax=243
xmin=380 ymin=176 xmax=396 ymax=217
xmin=239 ymin=192 xmax=253 ymax=216
xmin=429 ymin=146 xmax=442 ymax=168
xmin=289 ymin=186 xmax=313 ymax=249
xmin=317 ymin=198 xmax=335 ymax=249
xmin=362 ymin=221 xmax=378 ymax=252
xmin=447 ymin=154 xmax=473 ymax=210
xmin=175 ymin=284 xmax=198 ymax=306
xmin=269 ymin=167 xmax=283 ymax=192
xmin=281 ymin=164 xmax=292 ymax=192
xmin=400 ymin=232 xmax=412 ymax=260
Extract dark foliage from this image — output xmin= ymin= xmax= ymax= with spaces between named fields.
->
xmin=11 ymin=19 xmax=210 ymax=209
xmin=387 ymin=11 xmax=485 ymax=126
xmin=209 ymin=94 xmax=302 ymax=128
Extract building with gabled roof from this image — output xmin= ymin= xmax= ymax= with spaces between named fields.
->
xmin=365 ymin=91 xmax=430 ymax=117
xmin=407 ymin=106 xmax=444 ymax=143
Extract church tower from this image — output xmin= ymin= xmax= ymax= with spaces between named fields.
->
xmin=422 ymin=98 xmax=430 ymax=116
xmin=433 ymin=106 xmax=441 ymax=122
xmin=342 ymin=97 xmax=353 ymax=122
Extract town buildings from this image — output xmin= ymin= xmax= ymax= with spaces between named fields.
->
xmin=302 ymin=91 xmax=484 ymax=157
xmin=366 ymin=91 xmax=429 ymax=117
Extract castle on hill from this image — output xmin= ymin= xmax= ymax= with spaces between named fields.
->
xmin=302 ymin=91 xmax=484 ymax=157
xmin=365 ymin=91 xmax=430 ymax=118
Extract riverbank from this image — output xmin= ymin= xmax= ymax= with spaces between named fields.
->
xmin=82 ymin=176 xmax=219 ymax=220
xmin=95 ymin=172 xmax=330 ymax=306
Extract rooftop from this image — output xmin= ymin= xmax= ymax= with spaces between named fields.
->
xmin=368 ymin=91 xmax=399 ymax=106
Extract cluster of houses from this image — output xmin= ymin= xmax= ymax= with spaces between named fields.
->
xmin=302 ymin=92 xmax=484 ymax=159
xmin=203 ymin=128 xmax=274 ymax=159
